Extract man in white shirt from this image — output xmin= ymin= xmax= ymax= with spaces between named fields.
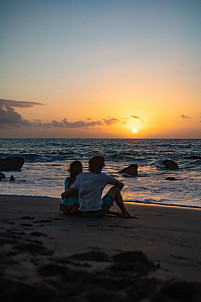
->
xmin=61 ymin=154 xmax=132 ymax=217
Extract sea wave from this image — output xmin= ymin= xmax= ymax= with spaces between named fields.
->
xmin=0 ymin=138 xmax=200 ymax=208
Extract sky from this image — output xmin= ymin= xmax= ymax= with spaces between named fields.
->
xmin=0 ymin=0 xmax=201 ymax=138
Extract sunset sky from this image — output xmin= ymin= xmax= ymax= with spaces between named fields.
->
xmin=0 ymin=0 xmax=201 ymax=138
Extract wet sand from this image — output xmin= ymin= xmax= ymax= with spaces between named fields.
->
xmin=0 ymin=194 xmax=201 ymax=301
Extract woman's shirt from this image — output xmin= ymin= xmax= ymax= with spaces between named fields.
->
xmin=61 ymin=177 xmax=79 ymax=206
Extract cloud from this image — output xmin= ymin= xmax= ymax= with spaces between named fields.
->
xmin=35 ymin=118 xmax=119 ymax=128
xmin=180 ymin=115 xmax=191 ymax=119
xmin=102 ymin=118 xmax=119 ymax=125
xmin=0 ymin=99 xmax=120 ymax=129
xmin=130 ymin=115 xmax=141 ymax=119
xmin=123 ymin=115 xmax=144 ymax=123
xmin=34 ymin=118 xmax=104 ymax=128
xmin=0 ymin=100 xmax=33 ymax=127
xmin=0 ymin=99 xmax=43 ymax=108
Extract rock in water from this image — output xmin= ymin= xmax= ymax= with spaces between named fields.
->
xmin=0 ymin=157 xmax=24 ymax=171
xmin=165 ymin=177 xmax=176 ymax=181
xmin=119 ymin=164 xmax=138 ymax=176
xmin=0 ymin=172 xmax=6 ymax=180
xmin=163 ymin=159 xmax=178 ymax=169
xmin=9 ymin=175 xmax=15 ymax=181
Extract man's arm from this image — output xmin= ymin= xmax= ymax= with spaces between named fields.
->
xmin=61 ymin=187 xmax=77 ymax=199
xmin=114 ymin=180 xmax=124 ymax=190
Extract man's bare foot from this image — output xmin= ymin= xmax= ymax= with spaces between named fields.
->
xmin=107 ymin=210 xmax=122 ymax=217
xmin=121 ymin=212 xmax=137 ymax=218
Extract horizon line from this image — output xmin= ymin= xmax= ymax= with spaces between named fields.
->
xmin=1 ymin=137 xmax=201 ymax=140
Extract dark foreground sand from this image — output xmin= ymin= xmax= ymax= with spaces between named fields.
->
xmin=0 ymin=195 xmax=201 ymax=302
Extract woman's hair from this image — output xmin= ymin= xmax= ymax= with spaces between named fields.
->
xmin=88 ymin=154 xmax=105 ymax=174
xmin=68 ymin=160 xmax=83 ymax=178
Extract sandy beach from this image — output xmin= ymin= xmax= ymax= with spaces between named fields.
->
xmin=0 ymin=195 xmax=201 ymax=301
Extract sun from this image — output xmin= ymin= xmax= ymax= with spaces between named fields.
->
xmin=132 ymin=128 xmax=138 ymax=133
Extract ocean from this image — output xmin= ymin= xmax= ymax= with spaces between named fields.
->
xmin=0 ymin=138 xmax=200 ymax=209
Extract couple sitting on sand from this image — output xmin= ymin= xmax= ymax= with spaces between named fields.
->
xmin=61 ymin=154 xmax=132 ymax=218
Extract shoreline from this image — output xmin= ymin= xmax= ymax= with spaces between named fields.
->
xmin=1 ymin=194 xmax=201 ymax=211
xmin=0 ymin=194 xmax=201 ymax=301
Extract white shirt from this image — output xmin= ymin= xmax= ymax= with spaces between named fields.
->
xmin=71 ymin=172 xmax=116 ymax=211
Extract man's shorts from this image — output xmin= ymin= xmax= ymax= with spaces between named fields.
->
xmin=79 ymin=194 xmax=114 ymax=217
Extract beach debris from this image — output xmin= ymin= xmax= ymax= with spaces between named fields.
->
xmin=0 ymin=156 xmax=24 ymax=171
xmin=163 ymin=159 xmax=178 ymax=169
xmin=119 ymin=164 xmax=138 ymax=176
xmin=0 ymin=172 xmax=6 ymax=180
